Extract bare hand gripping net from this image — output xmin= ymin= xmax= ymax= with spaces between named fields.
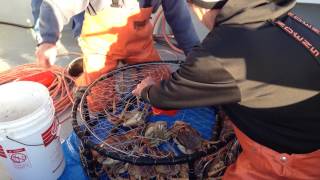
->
xmin=72 ymin=61 xmax=240 ymax=179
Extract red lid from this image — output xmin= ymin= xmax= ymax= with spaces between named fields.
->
xmin=152 ymin=107 xmax=178 ymax=116
xmin=19 ymin=71 xmax=55 ymax=88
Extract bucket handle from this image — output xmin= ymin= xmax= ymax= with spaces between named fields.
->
xmin=6 ymin=136 xmax=44 ymax=146
xmin=5 ymin=116 xmax=60 ymax=146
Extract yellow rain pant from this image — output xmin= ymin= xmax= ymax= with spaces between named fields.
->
xmin=76 ymin=5 xmax=160 ymax=86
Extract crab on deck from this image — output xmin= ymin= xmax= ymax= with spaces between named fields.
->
xmin=105 ymin=96 xmax=151 ymax=127
xmin=144 ymin=121 xmax=171 ymax=147
xmin=170 ymin=121 xmax=204 ymax=154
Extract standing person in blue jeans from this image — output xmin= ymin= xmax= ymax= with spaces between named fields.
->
xmin=31 ymin=0 xmax=84 ymax=41
xmin=34 ymin=0 xmax=200 ymax=87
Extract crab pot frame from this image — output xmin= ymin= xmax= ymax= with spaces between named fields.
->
xmin=72 ymin=61 xmax=238 ymax=179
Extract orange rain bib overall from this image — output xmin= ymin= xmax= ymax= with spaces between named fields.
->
xmin=223 ymin=126 xmax=320 ymax=180
xmin=77 ymin=3 xmax=160 ymax=86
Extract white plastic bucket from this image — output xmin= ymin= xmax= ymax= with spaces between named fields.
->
xmin=0 ymin=81 xmax=65 ymax=180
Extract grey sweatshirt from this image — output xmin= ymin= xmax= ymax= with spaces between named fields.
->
xmin=142 ymin=0 xmax=320 ymax=154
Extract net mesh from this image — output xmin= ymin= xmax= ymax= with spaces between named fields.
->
xmin=72 ymin=61 xmax=240 ymax=179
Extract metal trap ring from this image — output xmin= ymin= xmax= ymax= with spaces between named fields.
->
xmin=72 ymin=61 xmax=237 ymax=179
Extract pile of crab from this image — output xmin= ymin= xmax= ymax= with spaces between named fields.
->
xmin=78 ymin=94 xmax=240 ymax=180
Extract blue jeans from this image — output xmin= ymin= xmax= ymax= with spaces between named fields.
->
xmin=31 ymin=0 xmax=84 ymax=38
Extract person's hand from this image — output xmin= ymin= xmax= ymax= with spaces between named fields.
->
xmin=189 ymin=3 xmax=220 ymax=30
xmin=35 ymin=43 xmax=57 ymax=68
xmin=132 ymin=77 xmax=156 ymax=97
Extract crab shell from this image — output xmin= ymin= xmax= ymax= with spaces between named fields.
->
xmin=144 ymin=121 xmax=170 ymax=146
xmin=122 ymin=103 xmax=150 ymax=127
xmin=103 ymin=162 xmax=128 ymax=180
xmin=128 ymin=164 xmax=157 ymax=179
xmin=155 ymin=164 xmax=180 ymax=177
xmin=172 ymin=121 xmax=203 ymax=154
xmin=122 ymin=110 xmax=147 ymax=127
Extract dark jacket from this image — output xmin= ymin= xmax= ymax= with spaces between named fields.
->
xmin=142 ymin=0 xmax=320 ymax=154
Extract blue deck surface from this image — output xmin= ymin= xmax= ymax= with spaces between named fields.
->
xmin=59 ymin=106 xmax=216 ymax=180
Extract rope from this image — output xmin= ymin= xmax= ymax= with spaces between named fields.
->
xmin=0 ymin=63 xmax=77 ymax=125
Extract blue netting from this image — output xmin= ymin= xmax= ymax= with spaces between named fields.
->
xmin=87 ymin=106 xmax=216 ymax=143
xmin=59 ymin=132 xmax=109 ymax=180
xmin=85 ymin=119 xmax=125 ymax=145
xmin=59 ymin=132 xmax=89 ymax=180
xmin=148 ymin=107 xmax=216 ymax=140
xmin=59 ymin=106 xmax=216 ymax=179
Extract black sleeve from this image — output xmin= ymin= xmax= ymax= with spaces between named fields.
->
xmin=141 ymin=46 xmax=241 ymax=109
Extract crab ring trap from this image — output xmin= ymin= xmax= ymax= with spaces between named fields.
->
xmin=72 ymin=61 xmax=239 ymax=179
